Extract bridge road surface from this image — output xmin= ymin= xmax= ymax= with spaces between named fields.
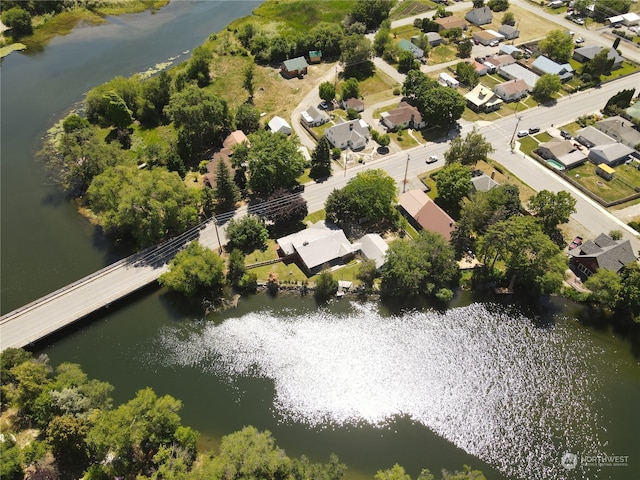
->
xmin=0 ymin=219 xmax=226 ymax=351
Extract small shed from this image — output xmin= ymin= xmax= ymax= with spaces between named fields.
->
xmin=268 ymin=116 xmax=292 ymax=135
xmin=596 ymin=163 xmax=615 ymax=180
xmin=309 ymin=50 xmax=322 ymax=64
xmin=281 ymin=56 xmax=309 ymax=78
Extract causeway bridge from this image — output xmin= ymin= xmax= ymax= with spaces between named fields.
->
xmin=0 ymin=217 xmax=227 ymax=351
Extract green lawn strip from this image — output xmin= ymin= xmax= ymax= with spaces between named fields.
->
xmin=391 ymin=24 xmax=421 ymax=41
xmin=428 ymin=44 xmax=458 ymax=64
xmin=568 ymin=163 xmax=638 ymax=202
xmin=392 ymin=131 xmax=420 ymax=149
xmin=304 ymin=209 xmax=327 ymax=224
xmin=602 ymin=61 xmax=640 ymax=81
xmin=0 ymin=43 xmax=26 ymax=58
xmin=518 ymin=136 xmax=539 ymax=156
xmin=533 ymin=131 xmax=552 ymax=142
xmin=251 ymin=0 xmax=352 ymax=31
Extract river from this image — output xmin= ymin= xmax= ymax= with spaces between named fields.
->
xmin=1 ymin=2 xmax=639 ymax=479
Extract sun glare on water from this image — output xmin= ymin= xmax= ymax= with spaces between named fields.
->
xmin=155 ymin=302 xmax=604 ymax=480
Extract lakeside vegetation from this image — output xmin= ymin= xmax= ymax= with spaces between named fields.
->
xmin=0 ymin=348 xmax=488 ymax=480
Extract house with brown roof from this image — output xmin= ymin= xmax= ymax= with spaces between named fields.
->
xmin=484 ymin=54 xmax=516 ymax=69
xmin=380 ymin=101 xmax=425 ymax=131
xmin=434 ymin=16 xmax=468 ymax=31
xmin=465 ymin=84 xmax=503 ymax=112
xmin=342 ymin=97 xmax=365 ymax=112
xmin=398 ymin=189 xmax=456 ymax=241
xmin=569 ymin=232 xmax=637 ymax=277
xmin=494 ymin=79 xmax=529 ymax=102
xmin=204 ymin=130 xmax=249 ymax=188
xmin=536 ymin=138 xmax=587 ymax=169
xmin=473 ymin=30 xmax=498 ymax=46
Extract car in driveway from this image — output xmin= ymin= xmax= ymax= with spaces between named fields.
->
xmin=560 ymin=130 xmax=572 ymax=139
xmin=426 ymin=155 xmax=438 ymax=164
xmin=318 ymin=101 xmax=329 ymax=110
xmin=572 ymin=17 xmax=585 ymax=25
xmin=575 ymin=37 xmax=584 ymax=44
xmin=529 ymin=127 xmax=540 ymax=134
xmin=517 ymin=130 xmax=529 ymax=138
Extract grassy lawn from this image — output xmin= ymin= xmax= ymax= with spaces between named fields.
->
xmin=418 ymin=170 xmax=439 ymax=199
xmin=518 ymin=136 xmax=540 ymax=156
xmin=568 ymin=162 xmax=640 ymax=202
xmin=533 ymin=131 xmax=552 ymax=142
xmin=251 ymin=0 xmax=352 ymax=31
xmin=478 ymin=75 xmax=503 ymax=89
xmin=390 ymin=0 xmax=434 ymax=20
xmin=602 ymin=61 xmax=640 ymax=81
xmin=480 ymin=158 xmax=537 ymax=205
xmin=560 ymin=121 xmax=582 ymax=136
xmin=428 ymin=44 xmax=459 ymax=65
xmin=304 ymin=209 xmax=326 ymax=224
xmin=391 ymin=24 xmax=421 ymax=41
xmin=483 ymin=4 xmax=560 ymax=43
xmin=358 ymin=70 xmax=401 ymax=97
xmin=392 ymin=131 xmax=420 ymax=148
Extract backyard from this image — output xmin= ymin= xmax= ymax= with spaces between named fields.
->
xmin=568 ymin=161 xmax=640 ymax=203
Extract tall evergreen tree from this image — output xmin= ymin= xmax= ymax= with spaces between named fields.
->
xmin=310 ymin=137 xmax=332 ymax=180
xmin=214 ymin=159 xmax=240 ymax=213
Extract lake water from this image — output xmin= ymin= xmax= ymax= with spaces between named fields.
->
xmin=1 ymin=3 xmax=639 ymax=479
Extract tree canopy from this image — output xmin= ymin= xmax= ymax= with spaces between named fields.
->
xmin=310 ymin=137 xmax=333 ymax=180
xmin=225 ymin=215 xmax=269 ymax=253
xmin=444 ymin=127 xmax=494 ymax=165
xmin=325 ymin=169 xmax=399 ymax=236
xmin=527 ymin=189 xmax=577 ymax=237
xmin=436 ymin=163 xmax=473 ymax=208
xmin=456 ymin=62 xmax=479 ymax=87
xmin=159 ymin=241 xmax=225 ymax=296
xmin=538 ymin=29 xmax=574 ymax=63
xmin=246 ymin=130 xmax=306 ymax=197
xmin=531 ymin=74 xmax=562 ymax=103
xmin=2 ymin=6 xmax=32 ymax=37
xmin=380 ymin=230 xmax=458 ymax=297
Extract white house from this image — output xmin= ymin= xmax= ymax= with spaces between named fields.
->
xmin=439 ymin=72 xmax=459 ymax=88
xmin=301 ymin=105 xmax=329 ymax=126
xmin=494 ymin=78 xmax=529 ymax=102
xmin=325 ymin=119 xmax=370 ymax=150
xmin=268 ymin=116 xmax=292 ymax=135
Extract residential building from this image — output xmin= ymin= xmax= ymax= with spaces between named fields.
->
xmin=439 ymin=72 xmax=460 ymax=88
xmin=596 ymin=163 xmax=615 ymax=180
xmin=276 ymin=221 xmax=358 ymax=275
xmin=536 ymin=138 xmax=587 ymax=169
xmin=434 ymin=16 xmax=468 ymax=31
xmin=499 ymin=44 xmax=522 ymax=57
xmin=280 ymin=56 xmax=309 ymax=78
xmin=465 ymin=84 xmax=503 ymax=112
xmin=380 ymin=102 xmax=425 ymax=131
xmin=342 ymin=97 xmax=365 ymax=112
xmin=625 ymin=101 xmax=640 ymax=123
xmin=398 ymin=38 xmax=424 ymax=59
xmin=301 ymin=105 xmax=329 ymax=127
xmin=498 ymin=24 xmax=520 ymax=40
xmin=569 ymin=232 xmax=637 ymax=276
xmin=531 ymin=55 xmax=574 ymax=82
xmin=484 ymin=54 xmax=517 ymax=69
xmin=204 ymin=130 xmax=249 ymax=188
xmin=473 ymin=61 xmax=489 ymax=76
xmin=325 ymin=119 xmax=370 ymax=150
xmin=471 ymin=173 xmax=499 ymax=192
xmin=498 ymin=63 xmax=540 ymax=89
xmin=398 ymin=190 xmax=456 ymax=241
xmin=588 ymin=143 xmax=635 ymax=167
xmin=465 ymin=6 xmax=493 ymax=25
xmin=575 ymin=125 xmax=617 ymax=148
xmin=473 ymin=30 xmax=499 ymax=46
xmin=607 ymin=12 xmax=640 ymax=25
xmin=268 ymin=116 xmax=292 ymax=135
xmin=425 ymin=32 xmax=443 ymax=47
xmin=353 ymin=234 xmax=389 ymax=268
xmin=494 ymin=78 xmax=529 ymax=102
xmin=572 ymin=45 xmax=624 ymax=70
xmin=595 ymin=116 xmax=640 ymax=150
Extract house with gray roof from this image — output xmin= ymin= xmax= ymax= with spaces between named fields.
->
xmin=494 ymin=78 xmax=529 ymax=102
xmin=595 ymin=116 xmax=640 ymax=150
xmin=572 ymin=45 xmax=624 ymax=70
xmin=531 ymin=55 xmax=574 ymax=82
xmin=537 ymin=138 xmax=587 ymax=168
xmin=353 ymin=234 xmax=389 ymax=268
xmin=301 ymin=105 xmax=329 ymax=127
xmin=498 ymin=24 xmax=520 ymax=40
xmin=268 ymin=116 xmax=292 ymax=135
xmin=588 ymin=143 xmax=635 ymax=167
xmin=325 ymin=119 xmax=370 ymax=150
xmin=425 ymin=32 xmax=443 ymax=47
xmin=276 ymin=221 xmax=358 ymax=275
xmin=498 ymin=63 xmax=540 ymax=89
xmin=471 ymin=174 xmax=499 ymax=192
xmin=499 ymin=44 xmax=522 ymax=57
xmin=466 ymin=6 xmax=493 ymax=25
xmin=281 ymin=56 xmax=309 ymax=78
xmin=569 ymin=233 xmax=637 ymax=277
xmin=575 ymin=125 xmax=617 ymax=148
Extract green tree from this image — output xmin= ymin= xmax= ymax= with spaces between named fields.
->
xmin=373 ymin=26 xmax=392 ymax=56
xmin=138 ymin=71 xmax=171 ymax=126
xmin=46 ymin=414 xmax=90 ymax=467
xmin=478 ymin=216 xmax=567 ymax=294
xmin=377 ymin=133 xmax=391 ymax=149
xmin=402 ymin=69 xmax=438 ymax=99
xmin=243 ymin=63 xmax=255 ymax=100
xmin=502 ymin=11 xmax=516 ymax=25
xmin=616 ymin=263 xmax=640 ymax=322
xmin=8 ymin=360 xmax=52 ymax=420
xmin=603 ymin=88 xmax=635 ymax=116
xmin=86 ymin=387 xmax=198 ymax=479
xmin=186 ymin=46 xmax=212 ymax=87
xmin=573 ymin=0 xmax=593 ymax=15
xmin=442 ymin=465 xmax=487 ymax=480
xmin=609 ymin=229 xmax=623 ymax=240
xmin=165 ymin=85 xmax=232 ymax=160
xmin=594 ymin=0 xmax=632 ymax=20
xmin=436 ymin=163 xmax=473 ymax=207
xmin=380 ymin=230 xmax=459 ymax=297
xmin=473 ymin=0 xmax=485 ymax=7
xmin=420 ymin=86 xmax=466 ymax=127
xmin=455 ymin=61 xmax=479 ymax=87
xmin=456 ymin=39 xmax=473 ymax=59
xmin=264 ymin=189 xmax=308 ymax=232
xmin=103 ymin=91 xmax=133 ymax=129
xmin=527 ymin=189 xmax=577 ymax=236
xmin=246 ymin=130 xmax=306 ymax=197
xmin=226 ymin=249 xmax=247 ymax=287
xmin=85 ymin=76 xmax=141 ymax=125
xmin=2 ymin=6 xmax=32 ymax=37
xmin=357 ymin=257 xmax=378 ymax=292
xmin=315 ymin=270 xmax=339 ymax=299
xmin=444 ymin=127 xmax=494 ymax=165
xmin=487 ymin=0 xmax=509 ymax=11
xmin=310 ymin=137 xmax=333 ymax=180
xmin=159 ymin=242 xmax=225 ymax=296
xmin=319 ymin=81 xmax=337 ymax=105
xmin=398 ymin=50 xmax=419 ymax=73
xmin=87 ymin=166 xmax=199 ymax=247
xmin=582 ymin=48 xmax=614 ymax=81
xmin=62 ymin=114 xmax=90 ymax=133
xmin=0 ymin=438 xmax=22 ymax=480
xmin=235 ymin=102 xmax=261 ymax=134
xmin=342 ymin=77 xmax=360 ymax=101
xmin=538 ymin=29 xmax=574 ymax=63
xmin=531 ymin=73 xmax=562 ymax=103
xmin=213 ymin=159 xmax=240 ymax=213
xmin=349 ymin=0 xmax=393 ymax=30
xmin=225 ymin=215 xmax=269 ymax=253
xmin=340 ymin=34 xmax=373 ymax=75
xmin=422 ymin=17 xmax=440 ymax=32
xmin=585 ymin=268 xmax=622 ymax=309
xmin=375 ymin=464 xmax=412 ymax=480
xmin=325 ymin=169 xmax=399 ymax=236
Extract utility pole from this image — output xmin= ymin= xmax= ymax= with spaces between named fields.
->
xmin=509 ymin=101 xmax=522 ymax=152
xmin=213 ymin=216 xmax=222 ymax=254
xmin=403 ymin=153 xmax=410 ymax=193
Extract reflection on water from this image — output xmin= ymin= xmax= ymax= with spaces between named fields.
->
xmin=155 ymin=302 xmax=605 ymax=480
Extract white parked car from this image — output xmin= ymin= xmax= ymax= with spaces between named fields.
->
xmin=426 ymin=155 xmax=439 ymax=164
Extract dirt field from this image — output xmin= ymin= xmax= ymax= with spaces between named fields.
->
xmin=484 ymin=5 xmax=561 ymax=43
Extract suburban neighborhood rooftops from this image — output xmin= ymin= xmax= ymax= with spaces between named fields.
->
xmin=573 ymin=45 xmax=624 ymax=64
xmin=471 ymin=174 xmax=499 ymax=192
xmin=434 ymin=16 xmax=467 ymax=30
xmin=532 ymin=55 xmax=573 ymax=79
xmin=595 ymin=115 xmax=640 ymax=149
xmin=498 ymin=63 xmax=540 ymax=89
xmin=495 ymin=78 xmax=528 ymax=95
xmin=575 ymin=126 xmax=616 ymax=147
xmin=569 ymin=233 xmax=637 ymax=273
